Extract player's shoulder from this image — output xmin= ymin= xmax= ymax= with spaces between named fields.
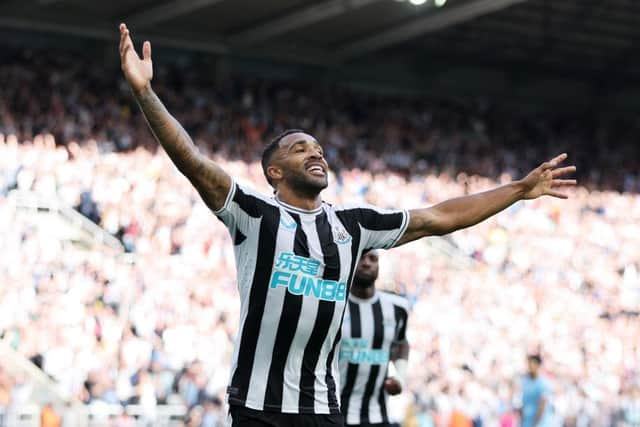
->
xmin=378 ymin=290 xmax=410 ymax=311
xmin=233 ymin=179 xmax=279 ymax=206
xmin=329 ymin=201 xmax=368 ymax=213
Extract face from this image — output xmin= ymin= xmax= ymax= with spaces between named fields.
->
xmin=527 ymin=357 xmax=540 ymax=376
xmin=268 ymin=132 xmax=329 ymax=195
xmin=355 ymin=251 xmax=379 ymax=284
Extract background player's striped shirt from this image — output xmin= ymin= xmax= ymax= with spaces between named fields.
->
xmin=214 ymin=180 xmax=409 ymax=414
xmin=339 ymin=291 xmax=409 ymax=425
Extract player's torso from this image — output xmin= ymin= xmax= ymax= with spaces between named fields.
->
xmin=339 ymin=293 xmax=400 ymax=391
xmin=231 ymin=202 xmax=358 ymax=412
xmin=338 ymin=292 xmax=405 ymax=424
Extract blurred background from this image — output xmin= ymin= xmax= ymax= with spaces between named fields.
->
xmin=1 ymin=0 xmax=640 ymax=425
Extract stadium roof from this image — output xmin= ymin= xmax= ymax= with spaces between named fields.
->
xmin=2 ymin=0 xmax=640 ymax=110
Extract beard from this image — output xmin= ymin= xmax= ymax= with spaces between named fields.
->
xmin=284 ymin=168 xmax=328 ymax=198
xmin=352 ymin=273 xmax=376 ymax=289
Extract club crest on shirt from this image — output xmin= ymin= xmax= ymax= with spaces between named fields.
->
xmin=332 ymin=225 xmax=352 ymax=244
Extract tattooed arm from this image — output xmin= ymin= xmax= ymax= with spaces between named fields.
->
xmin=118 ymin=23 xmax=231 ymax=211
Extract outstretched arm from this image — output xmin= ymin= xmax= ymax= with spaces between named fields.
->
xmin=118 ymin=23 xmax=231 ymax=211
xmin=395 ymin=153 xmax=576 ymax=246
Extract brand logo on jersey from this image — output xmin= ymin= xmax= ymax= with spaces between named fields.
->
xmin=279 ymin=216 xmax=297 ymax=231
xmin=269 ymin=251 xmax=346 ymax=302
xmin=339 ymin=338 xmax=389 ymax=365
xmin=332 ymin=225 xmax=352 ymax=244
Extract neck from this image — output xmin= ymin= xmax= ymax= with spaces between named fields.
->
xmin=276 ymin=185 xmax=322 ymax=211
xmin=351 ymin=278 xmax=376 ymax=299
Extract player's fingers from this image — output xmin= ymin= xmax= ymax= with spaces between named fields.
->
xmin=551 ymin=165 xmax=576 ymax=178
xmin=121 ymin=43 xmax=136 ymax=63
xmin=542 ymin=153 xmax=568 ymax=170
xmin=549 ymin=153 xmax=568 ymax=167
xmin=143 ymin=41 xmax=152 ymax=61
xmin=552 ymin=179 xmax=577 ymax=186
xmin=119 ymin=24 xmax=127 ymax=55
xmin=547 ymin=190 xmax=568 ymax=199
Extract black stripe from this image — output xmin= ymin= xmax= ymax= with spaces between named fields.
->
xmin=298 ymin=211 xmax=341 ymax=412
xmin=228 ymin=203 xmax=280 ymax=405
xmin=337 ymin=208 xmax=404 ymax=231
xmin=263 ymin=214 xmax=308 ymax=410
xmin=360 ymin=301 xmax=385 ymax=423
xmin=371 ymin=301 xmax=384 ymax=349
xmin=394 ymin=304 xmax=408 ymax=342
xmin=340 ymin=301 xmax=361 ymax=420
xmin=233 ymin=227 xmax=246 ymax=245
xmin=377 ymin=368 xmax=389 ymax=423
xmin=233 ymin=185 xmax=269 ymax=218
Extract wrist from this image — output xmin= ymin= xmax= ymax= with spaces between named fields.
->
xmin=132 ymin=82 xmax=152 ymax=99
xmin=511 ymin=180 xmax=527 ymax=200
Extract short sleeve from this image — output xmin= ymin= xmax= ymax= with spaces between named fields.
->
xmin=213 ymin=179 xmax=271 ymax=240
xmin=334 ymin=203 xmax=409 ymax=250
xmin=392 ymin=297 xmax=410 ymax=342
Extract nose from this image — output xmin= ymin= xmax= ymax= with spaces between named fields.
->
xmin=309 ymin=150 xmax=323 ymax=160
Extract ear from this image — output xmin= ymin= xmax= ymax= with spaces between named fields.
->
xmin=267 ymin=165 xmax=283 ymax=183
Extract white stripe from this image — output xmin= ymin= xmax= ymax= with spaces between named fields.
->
xmin=244 ymin=209 xmax=295 ymax=410
xmin=280 ymin=214 xmax=323 ymax=412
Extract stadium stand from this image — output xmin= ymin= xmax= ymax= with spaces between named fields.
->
xmin=1 ymin=47 xmax=640 ymax=426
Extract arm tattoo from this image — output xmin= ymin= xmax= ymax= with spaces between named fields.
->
xmin=135 ymin=87 xmax=200 ymax=174
xmin=134 ymin=87 xmax=230 ymax=209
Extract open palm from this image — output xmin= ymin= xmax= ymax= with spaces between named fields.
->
xmin=119 ymin=23 xmax=153 ymax=94
xmin=520 ymin=153 xmax=576 ymax=199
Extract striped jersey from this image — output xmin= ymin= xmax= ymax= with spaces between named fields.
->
xmin=339 ymin=291 xmax=409 ymax=425
xmin=214 ymin=180 xmax=409 ymax=414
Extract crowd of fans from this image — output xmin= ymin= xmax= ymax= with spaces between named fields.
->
xmin=1 ymin=47 xmax=640 ymax=426
xmin=2 ymin=47 xmax=640 ymax=192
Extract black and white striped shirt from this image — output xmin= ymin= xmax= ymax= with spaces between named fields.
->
xmin=214 ymin=180 xmax=409 ymax=414
xmin=339 ymin=291 xmax=409 ymax=425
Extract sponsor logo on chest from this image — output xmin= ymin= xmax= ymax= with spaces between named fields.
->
xmin=269 ymin=251 xmax=347 ymax=302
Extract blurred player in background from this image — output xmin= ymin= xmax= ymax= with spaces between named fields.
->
xmin=118 ymin=21 xmax=575 ymax=427
xmin=339 ymin=250 xmax=409 ymax=427
xmin=520 ymin=354 xmax=552 ymax=427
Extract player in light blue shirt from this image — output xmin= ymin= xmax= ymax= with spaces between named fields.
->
xmin=521 ymin=354 xmax=552 ymax=427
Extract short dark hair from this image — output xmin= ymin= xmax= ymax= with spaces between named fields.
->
xmin=527 ymin=354 xmax=542 ymax=365
xmin=261 ymin=129 xmax=307 ymax=188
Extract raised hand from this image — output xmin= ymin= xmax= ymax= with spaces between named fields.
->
xmin=118 ymin=23 xmax=153 ymax=94
xmin=519 ymin=153 xmax=577 ymax=200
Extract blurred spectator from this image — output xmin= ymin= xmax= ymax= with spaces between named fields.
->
xmin=520 ymin=355 xmax=551 ymax=427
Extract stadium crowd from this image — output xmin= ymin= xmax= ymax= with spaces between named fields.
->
xmin=1 ymin=47 xmax=640 ymax=426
